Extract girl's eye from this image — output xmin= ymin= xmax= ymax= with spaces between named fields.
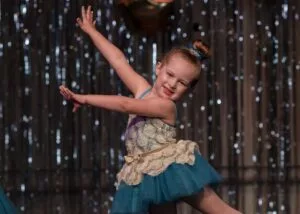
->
xmin=180 ymin=81 xmax=187 ymax=86
xmin=167 ymin=72 xmax=173 ymax=77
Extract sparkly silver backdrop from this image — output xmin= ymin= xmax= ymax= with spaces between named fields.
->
xmin=1 ymin=0 xmax=300 ymax=213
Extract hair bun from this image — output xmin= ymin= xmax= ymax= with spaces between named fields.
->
xmin=191 ymin=39 xmax=211 ymax=61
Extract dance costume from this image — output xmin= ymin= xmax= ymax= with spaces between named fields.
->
xmin=111 ymin=88 xmax=222 ymax=214
xmin=0 ymin=187 xmax=18 ymax=214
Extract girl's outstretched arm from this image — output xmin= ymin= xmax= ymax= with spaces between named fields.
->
xmin=60 ymin=85 xmax=175 ymax=124
xmin=77 ymin=5 xmax=150 ymax=97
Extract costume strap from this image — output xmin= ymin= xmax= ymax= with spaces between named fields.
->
xmin=137 ymin=87 xmax=152 ymax=99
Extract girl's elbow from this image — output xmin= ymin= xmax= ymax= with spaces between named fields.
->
xmin=120 ymin=100 xmax=132 ymax=113
xmin=115 ymin=52 xmax=126 ymax=62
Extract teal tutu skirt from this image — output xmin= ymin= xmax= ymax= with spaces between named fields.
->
xmin=111 ymin=152 xmax=222 ymax=214
xmin=0 ymin=187 xmax=18 ymax=214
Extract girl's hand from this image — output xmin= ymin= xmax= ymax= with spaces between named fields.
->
xmin=76 ymin=5 xmax=96 ymax=34
xmin=59 ymin=85 xmax=86 ymax=112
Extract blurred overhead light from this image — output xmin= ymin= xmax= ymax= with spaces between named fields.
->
xmin=118 ymin=0 xmax=175 ymax=35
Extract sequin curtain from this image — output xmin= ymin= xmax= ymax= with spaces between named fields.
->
xmin=0 ymin=0 xmax=299 ymax=213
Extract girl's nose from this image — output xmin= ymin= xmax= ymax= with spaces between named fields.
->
xmin=168 ymin=78 xmax=177 ymax=89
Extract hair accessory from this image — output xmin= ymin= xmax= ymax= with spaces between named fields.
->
xmin=186 ymin=41 xmax=210 ymax=61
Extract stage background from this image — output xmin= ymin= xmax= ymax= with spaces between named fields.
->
xmin=0 ymin=0 xmax=300 ymax=213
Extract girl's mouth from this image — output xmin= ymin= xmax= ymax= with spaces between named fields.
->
xmin=163 ymin=87 xmax=174 ymax=96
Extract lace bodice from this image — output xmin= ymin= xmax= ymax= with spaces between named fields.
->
xmin=125 ymin=115 xmax=177 ymax=155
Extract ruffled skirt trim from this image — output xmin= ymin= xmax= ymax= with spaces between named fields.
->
xmin=111 ymin=151 xmax=222 ymax=214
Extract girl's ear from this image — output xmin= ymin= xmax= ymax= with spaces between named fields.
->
xmin=155 ymin=62 xmax=163 ymax=76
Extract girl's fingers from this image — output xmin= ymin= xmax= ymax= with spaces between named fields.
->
xmin=73 ymin=104 xmax=80 ymax=112
xmin=86 ymin=5 xmax=91 ymax=20
xmin=59 ymin=86 xmax=67 ymax=95
xmin=60 ymin=91 xmax=65 ymax=97
xmin=59 ymin=85 xmax=65 ymax=90
xmin=61 ymin=86 xmax=69 ymax=93
xmin=76 ymin=18 xmax=83 ymax=26
xmin=73 ymin=103 xmax=81 ymax=112
xmin=89 ymin=11 xmax=94 ymax=22
xmin=61 ymin=90 xmax=70 ymax=99
xmin=59 ymin=85 xmax=81 ymax=112
xmin=60 ymin=91 xmax=69 ymax=99
xmin=64 ymin=88 xmax=74 ymax=96
xmin=72 ymin=105 xmax=77 ymax=112
xmin=81 ymin=6 xmax=86 ymax=20
xmin=79 ymin=6 xmax=95 ymax=26
xmin=64 ymin=91 xmax=73 ymax=99
xmin=60 ymin=86 xmax=73 ymax=99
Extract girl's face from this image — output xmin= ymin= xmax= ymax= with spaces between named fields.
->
xmin=153 ymin=54 xmax=199 ymax=101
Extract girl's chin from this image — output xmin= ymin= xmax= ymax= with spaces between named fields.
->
xmin=161 ymin=91 xmax=172 ymax=98
xmin=161 ymin=92 xmax=175 ymax=100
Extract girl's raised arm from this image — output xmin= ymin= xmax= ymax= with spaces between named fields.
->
xmin=77 ymin=6 xmax=150 ymax=97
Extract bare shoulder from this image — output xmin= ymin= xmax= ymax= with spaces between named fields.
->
xmin=148 ymin=97 xmax=176 ymax=125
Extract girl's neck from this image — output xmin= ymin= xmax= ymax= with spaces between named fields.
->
xmin=146 ymin=89 xmax=160 ymax=99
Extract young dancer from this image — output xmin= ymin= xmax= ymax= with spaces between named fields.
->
xmin=60 ymin=5 xmax=242 ymax=214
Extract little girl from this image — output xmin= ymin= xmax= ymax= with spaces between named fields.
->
xmin=60 ymin=5 xmax=242 ymax=214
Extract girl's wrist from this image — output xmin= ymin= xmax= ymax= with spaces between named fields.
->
xmin=86 ymin=27 xmax=97 ymax=35
xmin=76 ymin=94 xmax=87 ymax=105
xmin=82 ymin=95 xmax=88 ymax=105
